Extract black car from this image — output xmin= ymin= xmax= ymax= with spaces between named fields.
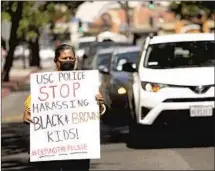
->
xmin=91 ymin=47 xmax=115 ymax=70
xmin=83 ymin=41 xmax=133 ymax=70
xmin=98 ymin=46 xmax=140 ymax=124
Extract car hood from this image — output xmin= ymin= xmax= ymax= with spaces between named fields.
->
xmin=140 ymin=67 xmax=214 ymax=86
xmin=111 ymin=71 xmax=130 ymax=88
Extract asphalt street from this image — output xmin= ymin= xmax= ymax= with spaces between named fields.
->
xmin=1 ymin=65 xmax=214 ymax=170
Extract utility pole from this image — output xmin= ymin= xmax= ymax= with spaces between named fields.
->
xmin=118 ymin=1 xmax=131 ymax=38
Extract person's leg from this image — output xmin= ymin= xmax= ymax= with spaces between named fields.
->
xmin=31 ymin=161 xmax=62 ymax=171
xmin=61 ymin=159 xmax=90 ymax=171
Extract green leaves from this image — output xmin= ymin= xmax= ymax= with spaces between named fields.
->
xmin=1 ymin=1 xmax=84 ymax=42
xmin=1 ymin=11 xmax=11 ymax=21
xmin=169 ymin=2 xmax=214 ymax=19
xmin=17 ymin=2 xmax=50 ymax=41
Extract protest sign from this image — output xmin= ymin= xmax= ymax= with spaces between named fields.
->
xmin=30 ymin=70 xmax=100 ymax=162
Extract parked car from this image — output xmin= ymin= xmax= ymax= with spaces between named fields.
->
xmin=123 ymin=33 xmax=215 ymax=146
xmin=39 ymin=47 xmax=55 ymax=60
xmin=14 ymin=45 xmax=55 ymax=61
xmin=14 ymin=45 xmax=30 ymax=60
xmin=99 ymin=46 xmax=141 ymax=125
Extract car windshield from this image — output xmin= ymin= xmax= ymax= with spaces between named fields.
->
xmin=91 ymin=52 xmax=112 ymax=69
xmin=113 ymin=51 xmax=140 ymax=71
xmin=144 ymin=41 xmax=214 ymax=69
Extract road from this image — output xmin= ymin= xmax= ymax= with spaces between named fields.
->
xmin=2 ymin=71 xmax=214 ymax=171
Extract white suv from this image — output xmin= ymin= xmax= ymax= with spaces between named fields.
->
xmin=124 ymin=33 xmax=214 ymax=146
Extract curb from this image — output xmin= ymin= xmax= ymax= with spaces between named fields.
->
xmin=2 ymin=114 xmax=23 ymax=124
xmin=1 ymin=68 xmax=39 ymax=98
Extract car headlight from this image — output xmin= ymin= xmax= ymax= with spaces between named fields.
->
xmin=118 ymin=87 xmax=127 ymax=94
xmin=141 ymin=82 xmax=168 ymax=92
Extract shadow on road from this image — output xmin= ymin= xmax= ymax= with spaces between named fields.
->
xmin=101 ymin=110 xmax=214 ymax=149
xmin=1 ymin=121 xmax=127 ymax=171
xmin=125 ymin=123 xmax=214 ymax=149
xmin=1 ymin=120 xmax=214 ymax=170
xmin=1 ymin=122 xmax=33 ymax=171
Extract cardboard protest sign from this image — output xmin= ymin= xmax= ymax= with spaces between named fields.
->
xmin=30 ymin=70 xmax=100 ymax=162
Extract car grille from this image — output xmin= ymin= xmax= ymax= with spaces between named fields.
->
xmin=163 ymin=97 xmax=215 ymax=103
xmin=189 ymin=86 xmax=211 ymax=94
xmin=141 ymin=107 xmax=150 ymax=119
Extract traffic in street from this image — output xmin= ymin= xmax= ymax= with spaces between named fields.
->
xmin=2 ymin=32 xmax=215 ymax=170
xmin=1 ymin=85 xmax=214 ymax=170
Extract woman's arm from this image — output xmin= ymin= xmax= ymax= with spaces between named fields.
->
xmin=23 ymin=95 xmax=33 ymax=124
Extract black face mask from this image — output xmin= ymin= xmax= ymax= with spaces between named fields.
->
xmin=60 ymin=61 xmax=75 ymax=71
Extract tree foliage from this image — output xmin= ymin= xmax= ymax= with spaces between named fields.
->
xmin=169 ymin=1 xmax=215 ymax=19
xmin=1 ymin=1 xmax=24 ymax=81
xmin=1 ymin=1 xmax=83 ymax=81
xmin=2 ymin=1 xmax=84 ymax=42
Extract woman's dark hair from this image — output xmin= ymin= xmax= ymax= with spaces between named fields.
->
xmin=54 ymin=44 xmax=75 ymax=63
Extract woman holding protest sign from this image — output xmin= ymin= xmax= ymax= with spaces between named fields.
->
xmin=23 ymin=44 xmax=106 ymax=171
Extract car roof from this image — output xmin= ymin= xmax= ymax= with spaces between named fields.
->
xmin=79 ymin=36 xmax=96 ymax=43
xmin=115 ymin=46 xmax=140 ymax=54
xmin=149 ymin=33 xmax=214 ymax=44
xmin=97 ymin=47 xmax=115 ymax=54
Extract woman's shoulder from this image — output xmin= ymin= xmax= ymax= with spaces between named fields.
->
xmin=24 ymin=95 xmax=31 ymax=109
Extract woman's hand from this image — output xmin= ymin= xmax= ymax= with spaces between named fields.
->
xmin=95 ymin=92 xmax=106 ymax=115
xmin=23 ymin=108 xmax=33 ymax=124
xmin=95 ymin=92 xmax=104 ymax=105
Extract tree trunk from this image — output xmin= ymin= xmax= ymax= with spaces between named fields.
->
xmin=2 ymin=2 xmax=23 ymax=82
xmin=29 ymin=36 xmax=41 ymax=68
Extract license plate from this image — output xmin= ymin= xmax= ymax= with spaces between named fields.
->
xmin=190 ymin=105 xmax=213 ymax=117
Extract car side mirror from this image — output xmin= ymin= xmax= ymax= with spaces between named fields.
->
xmin=122 ymin=62 xmax=137 ymax=73
xmin=98 ymin=65 xmax=109 ymax=74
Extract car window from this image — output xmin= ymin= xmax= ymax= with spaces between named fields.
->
xmin=144 ymin=41 xmax=214 ymax=69
xmin=113 ymin=51 xmax=140 ymax=71
xmin=91 ymin=52 xmax=112 ymax=69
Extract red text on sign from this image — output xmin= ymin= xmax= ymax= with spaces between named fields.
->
xmin=38 ymin=82 xmax=80 ymax=101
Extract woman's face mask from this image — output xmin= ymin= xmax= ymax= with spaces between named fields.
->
xmin=56 ymin=49 xmax=76 ymax=71
xmin=59 ymin=61 xmax=75 ymax=71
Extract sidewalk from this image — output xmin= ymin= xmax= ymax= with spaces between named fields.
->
xmin=1 ymin=67 xmax=39 ymax=98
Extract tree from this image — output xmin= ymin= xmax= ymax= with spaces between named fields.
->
xmin=1 ymin=1 xmax=83 ymax=81
xmin=169 ymin=2 xmax=215 ymax=19
xmin=1 ymin=1 xmax=24 ymax=82
xmin=17 ymin=2 xmax=50 ymax=68
xmin=17 ymin=1 xmax=84 ymax=67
